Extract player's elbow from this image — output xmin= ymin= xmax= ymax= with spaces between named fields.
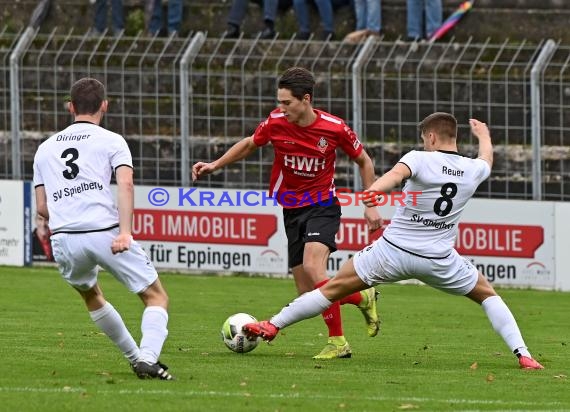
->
xmin=116 ymin=178 xmax=134 ymax=193
xmin=245 ymin=137 xmax=258 ymax=155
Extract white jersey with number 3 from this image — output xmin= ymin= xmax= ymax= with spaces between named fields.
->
xmin=382 ymin=150 xmax=490 ymax=258
xmin=33 ymin=121 xmax=133 ymax=234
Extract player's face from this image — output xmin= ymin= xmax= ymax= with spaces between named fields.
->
xmin=277 ymin=88 xmax=310 ymax=125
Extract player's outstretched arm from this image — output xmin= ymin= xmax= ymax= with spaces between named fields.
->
xmin=192 ymin=135 xmax=258 ymax=182
xmin=470 ymin=118 xmax=493 ymax=169
xmin=363 ymin=162 xmax=411 ymax=208
xmin=112 ymin=165 xmax=134 ymax=254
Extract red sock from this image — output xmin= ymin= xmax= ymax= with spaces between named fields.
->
xmin=314 ymin=278 xmax=363 ymax=306
xmin=339 ymin=291 xmax=363 ymax=306
xmin=315 ymin=279 xmax=343 ymax=337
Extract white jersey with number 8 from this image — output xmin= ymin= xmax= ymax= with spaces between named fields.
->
xmin=382 ymin=150 xmax=490 ymax=258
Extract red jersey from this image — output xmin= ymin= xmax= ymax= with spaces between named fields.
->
xmin=252 ymin=108 xmax=363 ymax=208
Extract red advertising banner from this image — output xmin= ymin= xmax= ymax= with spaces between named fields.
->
xmin=336 ymin=219 xmax=544 ymax=258
xmin=133 ymin=209 xmax=278 ymax=246
xmin=335 ymin=218 xmax=387 ymax=250
xmin=455 ymin=223 xmax=543 ymax=258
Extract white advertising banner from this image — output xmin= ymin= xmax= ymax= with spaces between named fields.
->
xmin=0 ymin=180 xmax=32 ymax=266
xmin=133 ymin=186 xmax=288 ymax=274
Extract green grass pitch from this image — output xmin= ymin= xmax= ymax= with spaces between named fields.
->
xmin=0 ymin=266 xmax=568 ymax=411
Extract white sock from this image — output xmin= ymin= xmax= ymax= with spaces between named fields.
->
xmin=138 ymin=306 xmax=169 ymax=364
xmin=89 ymin=302 xmax=140 ymax=363
xmin=270 ymin=289 xmax=332 ymax=329
xmin=481 ymin=295 xmax=531 ymax=358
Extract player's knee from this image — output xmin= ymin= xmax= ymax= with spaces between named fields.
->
xmin=303 ymin=263 xmax=324 ymax=282
xmin=152 ymin=291 xmax=169 ymax=308
xmin=139 ymin=284 xmax=169 ymax=308
xmin=142 ymin=294 xmax=168 ymax=309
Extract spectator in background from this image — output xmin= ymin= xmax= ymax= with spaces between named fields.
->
xmin=226 ymin=0 xmax=282 ymax=39
xmin=407 ymin=0 xmax=442 ymax=41
xmin=344 ymin=0 xmax=381 ymax=43
xmin=146 ymin=0 xmax=183 ymax=36
xmin=91 ymin=0 xmax=124 ymax=36
xmin=32 ymin=213 xmax=53 ymax=262
xmin=293 ymin=0 xmax=334 ymax=40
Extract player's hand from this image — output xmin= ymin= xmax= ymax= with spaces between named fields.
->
xmin=192 ymin=162 xmax=216 ymax=182
xmin=362 ymin=190 xmax=382 ymax=208
xmin=364 ymin=204 xmax=383 ymax=233
xmin=111 ymin=233 xmax=132 ymax=254
xmin=469 ymin=119 xmax=491 ymax=141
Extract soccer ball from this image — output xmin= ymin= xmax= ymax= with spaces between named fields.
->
xmin=221 ymin=313 xmax=261 ymax=353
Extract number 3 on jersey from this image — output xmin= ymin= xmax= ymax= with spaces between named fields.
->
xmin=433 ymin=182 xmax=457 ymax=217
xmin=61 ymin=148 xmax=79 ymax=179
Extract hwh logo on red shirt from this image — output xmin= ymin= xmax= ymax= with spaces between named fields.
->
xmin=283 ymin=155 xmax=326 ymax=172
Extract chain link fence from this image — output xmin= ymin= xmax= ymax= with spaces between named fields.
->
xmin=1 ymin=28 xmax=569 ymax=199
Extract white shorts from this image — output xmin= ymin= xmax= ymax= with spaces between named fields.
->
xmin=50 ymin=228 xmax=158 ymax=293
xmin=353 ymin=237 xmax=478 ymax=296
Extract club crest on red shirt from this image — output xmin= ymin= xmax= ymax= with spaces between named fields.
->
xmin=317 ymin=137 xmax=328 ymax=153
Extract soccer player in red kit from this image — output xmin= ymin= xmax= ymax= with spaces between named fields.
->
xmin=192 ymin=67 xmax=383 ymax=359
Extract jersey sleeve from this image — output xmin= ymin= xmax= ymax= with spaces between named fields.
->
xmin=252 ymin=118 xmax=271 ymax=146
xmin=109 ymin=135 xmax=133 ymax=171
xmin=473 ymin=158 xmax=491 ymax=183
xmin=32 ymin=151 xmax=44 ymax=187
xmin=337 ymin=123 xmax=363 ymax=159
xmin=398 ymin=150 xmax=420 ymax=177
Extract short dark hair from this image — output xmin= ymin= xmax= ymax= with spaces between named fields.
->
xmin=418 ymin=112 xmax=457 ymax=140
xmin=278 ymin=67 xmax=315 ymax=101
xmin=70 ymin=78 xmax=105 ymax=115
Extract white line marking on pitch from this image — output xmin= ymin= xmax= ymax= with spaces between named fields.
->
xmin=0 ymin=386 xmax=565 ymax=407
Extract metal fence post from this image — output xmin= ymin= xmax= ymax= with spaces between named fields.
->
xmin=351 ymin=36 xmax=377 ymax=191
xmin=530 ymin=39 xmax=557 ymax=200
xmin=180 ymin=31 xmax=206 ymax=187
xmin=9 ymin=27 xmax=36 ymax=180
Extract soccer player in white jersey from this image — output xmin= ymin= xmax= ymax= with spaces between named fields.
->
xmin=243 ymin=112 xmax=544 ymax=370
xmin=33 ymin=78 xmax=174 ymax=380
